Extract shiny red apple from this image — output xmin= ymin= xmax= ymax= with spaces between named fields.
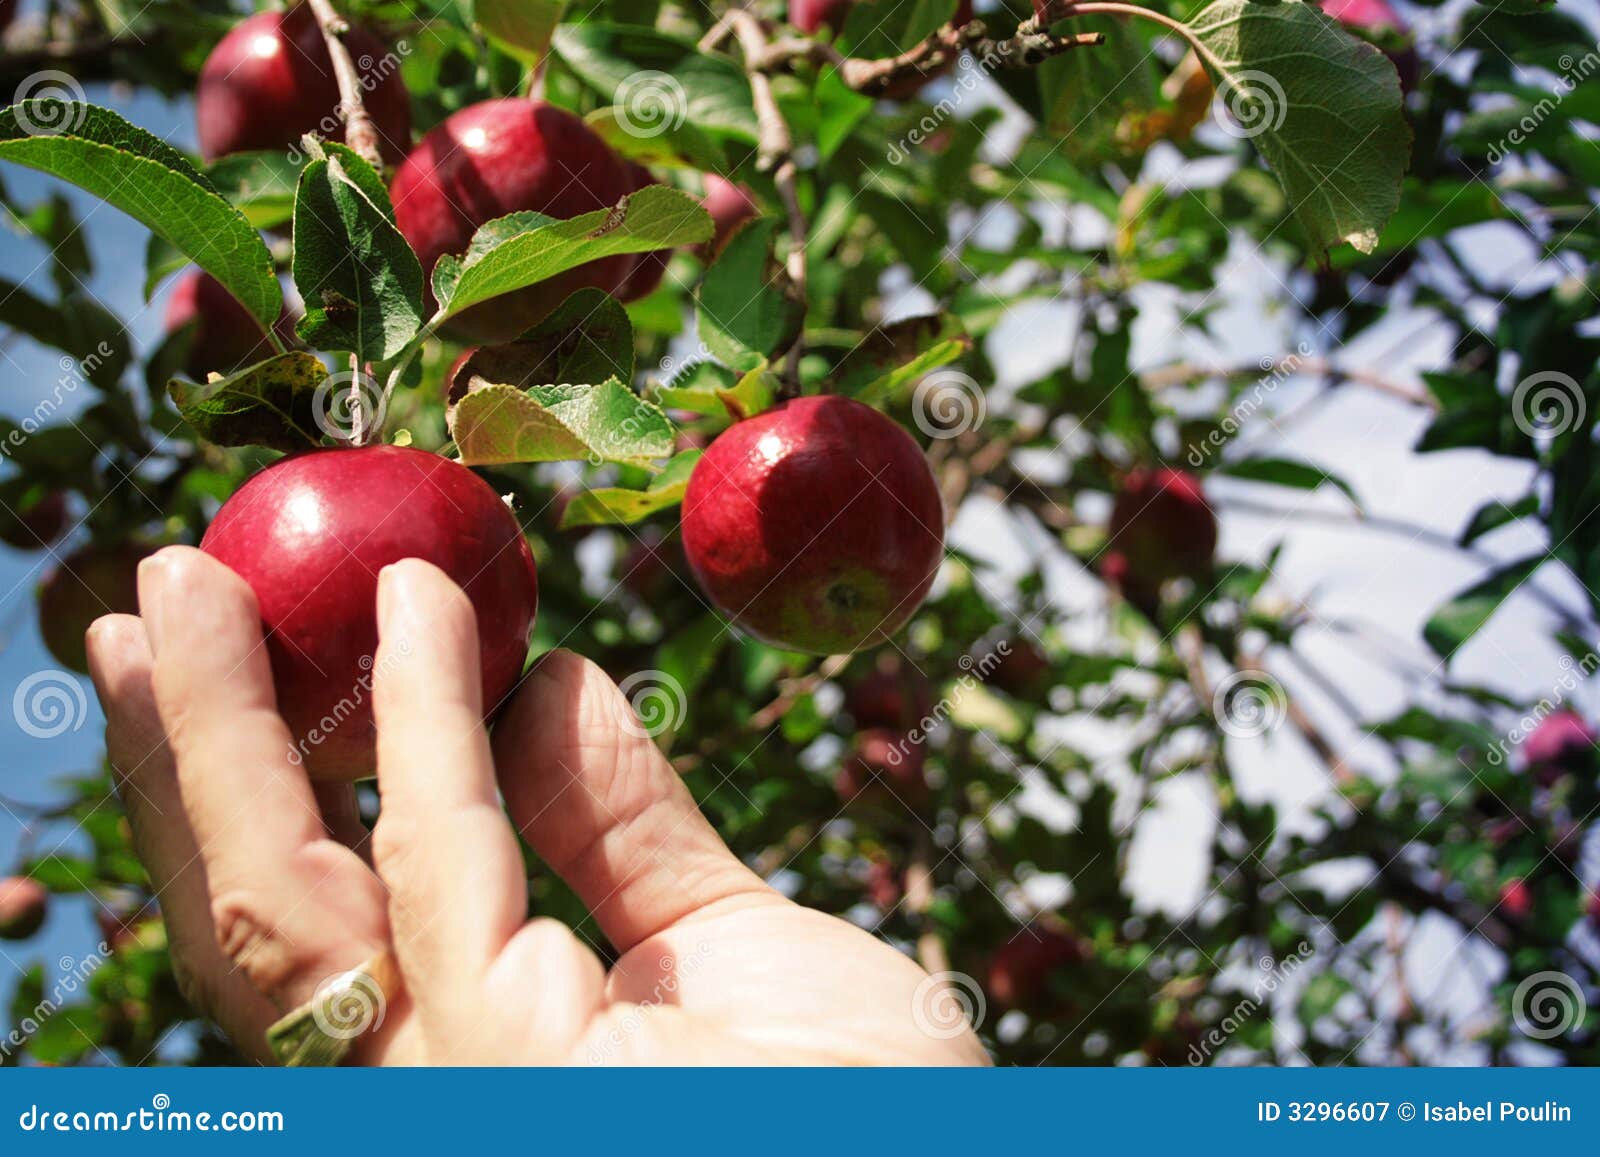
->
xmin=1104 ymin=466 xmax=1217 ymax=587
xmin=200 ymin=445 xmax=538 ymax=780
xmin=38 ymin=542 xmax=154 ymax=673
xmin=681 ymin=396 xmax=944 ymax=655
xmin=390 ymin=98 xmax=636 ymax=342
xmin=196 ymin=5 xmax=411 ymax=163
xmin=0 ymin=876 xmax=48 ymax=940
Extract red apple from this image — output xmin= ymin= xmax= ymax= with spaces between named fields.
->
xmin=794 ymin=0 xmax=972 ymax=35
xmin=1321 ymin=0 xmax=1419 ymax=93
xmin=984 ymin=638 xmax=1051 ymax=697
xmin=165 ymin=270 xmax=288 ymax=380
xmin=0 ymin=490 xmax=69 ymax=550
xmin=0 ymin=876 xmax=47 ymax=940
xmin=846 ymin=657 xmax=935 ymax=730
xmin=616 ymin=162 xmax=671 ymax=302
xmin=38 ymin=542 xmax=154 ymax=673
xmin=1519 ymin=709 xmax=1594 ymax=786
xmin=390 ymin=98 xmax=636 ymax=342
xmin=681 ymin=396 xmax=945 ymax=655
xmin=196 ymin=5 xmax=411 ymax=163
xmin=987 ymin=926 xmax=1085 ymax=1008
xmin=700 ymin=174 xmax=759 ymax=261
xmin=1499 ymin=878 xmax=1533 ymax=921
xmin=1105 ymin=467 xmax=1217 ymax=587
xmin=835 ymin=727 xmax=928 ymax=807
xmin=199 ymin=445 xmax=538 ymax=780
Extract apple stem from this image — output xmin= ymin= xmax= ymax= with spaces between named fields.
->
xmin=306 ymin=0 xmax=386 ymax=173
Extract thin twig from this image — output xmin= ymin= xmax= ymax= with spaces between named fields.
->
xmin=306 ymin=0 xmax=385 ymax=172
xmin=727 ymin=10 xmax=809 ymax=398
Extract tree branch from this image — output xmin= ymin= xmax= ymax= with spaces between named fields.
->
xmin=306 ymin=0 xmax=385 ymax=173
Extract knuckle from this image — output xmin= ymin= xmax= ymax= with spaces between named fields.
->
xmin=209 ymin=888 xmax=302 ymax=1000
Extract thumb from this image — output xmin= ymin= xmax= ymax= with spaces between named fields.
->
xmin=491 ymin=650 xmax=781 ymax=953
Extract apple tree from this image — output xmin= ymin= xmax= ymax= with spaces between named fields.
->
xmin=2 ymin=0 xmax=1599 ymax=1066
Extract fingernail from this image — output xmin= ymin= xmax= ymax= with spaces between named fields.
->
xmin=136 ymin=552 xmax=171 ymax=644
xmin=377 ymin=561 xmax=414 ymax=638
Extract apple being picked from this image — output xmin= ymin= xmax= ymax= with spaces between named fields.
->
xmin=195 ymin=4 xmax=411 ymax=163
xmin=200 ymin=445 xmax=538 ymax=780
xmin=681 ymin=396 xmax=945 ymax=655
xmin=390 ymin=99 xmax=638 ymax=342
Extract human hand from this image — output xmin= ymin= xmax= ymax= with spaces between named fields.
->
xmin=85 ymin=546 xmax=989 ymax=1066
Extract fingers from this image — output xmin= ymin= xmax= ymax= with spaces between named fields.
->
xmin=136 ymin=547 xmax=392 ymax=1016
xmin=370 ymin=560 xmax=529 ymax=1024
xmin=138 ymin=547 xmax=324 ymax=878
xmin=493 ymin=650 xmax=781 ymax=955
xmin=84 ymin=613 xmax=278 ymax=1061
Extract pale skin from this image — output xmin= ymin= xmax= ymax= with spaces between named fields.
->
xmin=85 ymin=546 xmax=989 ymax=1065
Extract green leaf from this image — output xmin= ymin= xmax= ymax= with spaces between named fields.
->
xmin=561 ymin=478 xmax=690 ymax=528
xmin=452 ymin=379 xmax=675 ymax=466
xmin=456 ymin=288 xmax=634 ymax=398
xmin=839 ymin=0 xmax=960 ymax=56
xmin=838 ymin=314 xmax=973 ymax=403
xmin=718 ymin=361 xmax=777 ymax=421
xmin=1423 ymin=555 xmax=1546 ymax=660
xmin=1186 ymin=0 xmax=1410 ymax=256
xmin=143 ymin=234 xmax=187 ymax=302
xmin=292 ymin=146 xmax=424 ymax=362
xmin=1036 ymin=15 xmax=1159 ymax=154
xmin=434 ymin=184 xmax=711 ymax=321
xmin=696 ymin=217 xmax=802 ymax=372
xmin=475 ymin=0 xmax=565 ymax=66
xmin=551 ymin=23 xmax=759 ymax=141
xmin=0 ymin=277 xmax=130 ymax=389
xmin=205 ymin=150 xmax=303 ymax=229
xmin=1460 ymin=494 xmax=1540 ymax=546
xmin=1217 ymin=456 xmax=1359 ymax=507
xmin=0 ymin=100 xmax=281 ymax=327
xmin=167 ymin=352 xmax=328 ymax=452
xmin=584 ymin=106 xmax=729 ymax=172
xmin=650 ymin=360 xmax=742 ymax=416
